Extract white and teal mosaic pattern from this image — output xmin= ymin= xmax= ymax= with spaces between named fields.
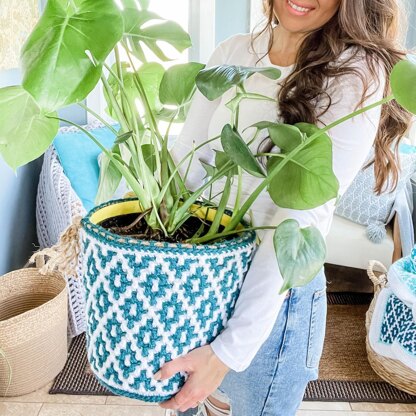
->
xmin=379 ymin=293 xmax=412 ymax=346
xmin=369 ymin=250 xmax=416 ymax=373
xmin=80 ymin=205 xmax=256 ymax=402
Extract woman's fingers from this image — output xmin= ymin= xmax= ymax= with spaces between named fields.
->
xmin=159 ymin=375 xmax=206 ymax=411
xmin=156 ymin=345 xmax=228 ymax=412
xmin=154 ymin=355 xmax=192 ymax=381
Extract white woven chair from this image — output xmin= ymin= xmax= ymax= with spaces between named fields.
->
xmin=36 ymin=145 xmax=87 ymax=337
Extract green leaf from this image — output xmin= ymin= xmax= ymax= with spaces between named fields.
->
xmin=0 ymin=86 xmax=58 ymax=170
xmin=196 ymin=65 xmax=281 ymax=101
xmin=105 ymin=61 xmax=165 ymax=119
xmin=105 ymin=62 xmax=135 ymax=120
xmin=200 ymin=160 xmax=217 ymax=179
xmin=214 ymin=150 xmax=238 ymax=176
xmin=124 ymin=5 xmax=192 ymax=62
xmin=141 ymin=143 xmax=156 ymax=174
xmin=156 ymin=107 xmax=184 ymax=123
xmin=225 ymin=92 xmax=275 ymax=113
xmin=138 ymin=62 xmax=166 ymax=112
xmin=115 ymin=131 xmax=133 ymax=144
xmin=267 ymin=122 xmax=339 ymax=209
xmin=96 ymin=147 xmax=123 ymax=205
xmin=246 ymin=121 xmax=278 ymax=132
xmin=390 ymin=58 xmax=416 ymax=115
xmin=160 ymin=62 xmax=205 ymax=106
xmin=274 ymin=219 xmax=326 ymax=293
xmin=268 ymin=124 xmax=304 ymax=152
xmin=21 ymin=0 xmax=123 ymax=111
xmin=221 ymin=124 xmax=265 ymax=177
xmin=137 ymin=0 xmax=150 ymax=9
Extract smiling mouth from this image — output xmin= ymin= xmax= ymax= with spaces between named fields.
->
xmin=287 ymin=0 xmax=314 ymax=14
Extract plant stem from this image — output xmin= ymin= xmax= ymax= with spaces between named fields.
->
xmin=232 ymin=166 xmax=243 ymax=220
xmin=188 ymin=226 xmax=277 ymax=244
xmin=310 ymin=94 xmax=394 ymax=139
xmin=100 ymin=72 xmax=130 ymax=132
xmin=157 ymin=135 xmax=221 ymax=205
xmin=122 ymin=42 xmax=163 ymax=141
xmin=206 ymin=173 xmax=232 ymax=236
xmin=122 ymin=43 xmax=189 ymax=212
xmin=257 ymin=152 xmax=310 ymax=170
xmin=168 ymin=162 xmax=236 ymax=233
xmin=77 ymin=102 xmax=118 ymax=135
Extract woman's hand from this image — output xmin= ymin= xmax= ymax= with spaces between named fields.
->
xmin=155 ymin=345 xmax=230 ymax=412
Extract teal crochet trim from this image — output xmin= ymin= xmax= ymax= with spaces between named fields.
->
xmin=81 ymin=198 xmax=257 ymax=253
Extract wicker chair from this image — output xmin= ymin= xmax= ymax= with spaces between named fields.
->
xmin=36 ymin=145 xmax=87 ymax=337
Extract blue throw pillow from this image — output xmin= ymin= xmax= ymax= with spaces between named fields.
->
xmin=53 ymin=123 xmax=118 ymax=212
xmin=335 ymin=142 xmax=416 ymax=243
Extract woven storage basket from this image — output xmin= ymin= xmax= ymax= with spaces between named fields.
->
xmin=365 ymin=260 xmax=416 ymax=395
xmin=81 ymin=199 xmax=256 ymax=402
xmin=0 ymin=260 xmax=68 ymax=396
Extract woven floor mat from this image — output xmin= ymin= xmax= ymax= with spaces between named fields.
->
xmin=50 ymin=292 xmax=416 ymax=402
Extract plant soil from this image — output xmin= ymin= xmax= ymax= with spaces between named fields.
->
xmin=99 ymin=213 xmax=229 ymax=243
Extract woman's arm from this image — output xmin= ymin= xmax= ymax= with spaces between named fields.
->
xmin=210 ymin=63 xmax=387 ymax=372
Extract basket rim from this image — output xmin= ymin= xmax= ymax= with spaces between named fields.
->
xmin=0 ymin=268 xmax=67 ymax=326
xmin=81 ymin=198 xmax=257 ymax=253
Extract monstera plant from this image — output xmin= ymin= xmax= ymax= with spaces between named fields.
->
xmin=0 ymin=0 xmax=415 ymax=293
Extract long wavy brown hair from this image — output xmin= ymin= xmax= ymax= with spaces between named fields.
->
xmin=256 ymin=0 xmax=412 ymax=195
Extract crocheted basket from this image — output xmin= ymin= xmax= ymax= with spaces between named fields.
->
xmin=80 ymin=199 xmax=257 ymax=402
xmin=365 ymin=260 xmax=416 ymax=395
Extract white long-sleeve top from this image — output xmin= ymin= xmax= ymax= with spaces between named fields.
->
xmin=171 ymin=31 xmax=386 ymax=372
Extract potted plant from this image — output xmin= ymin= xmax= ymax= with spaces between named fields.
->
xmin=1 ymin=0 xmax=415 ymax=402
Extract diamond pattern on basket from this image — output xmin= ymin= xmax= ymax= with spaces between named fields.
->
xmin=81 ymin=229 xmax=254 ymax=401
xmin=395 ymin=319 xmax=416 ymax=357
xmin=379 ymin=293 xmax=413 ymax=345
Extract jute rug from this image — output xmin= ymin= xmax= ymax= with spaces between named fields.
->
xmin=50 ymin=292 xmax=416 ymax=402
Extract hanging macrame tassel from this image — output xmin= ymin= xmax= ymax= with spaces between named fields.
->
xmin=29 ymin=216 xmax=83 ymax=277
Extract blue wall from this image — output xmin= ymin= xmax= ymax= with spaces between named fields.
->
xmin=0 ymin=69 xmax=43 ymax=274
xmin=215 ymin=0 xmax=251 ymax=44
xmin=0 ymin=25 xmax=86 ymax=275
xmin=407 ymin=3 xmax=416 ymax=49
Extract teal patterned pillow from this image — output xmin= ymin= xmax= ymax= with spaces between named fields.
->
xmin=335 ymin=143 xmax=416 ymax=243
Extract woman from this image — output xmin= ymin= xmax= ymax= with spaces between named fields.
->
xmin=158 ymin=0 xmax=411 ymax=415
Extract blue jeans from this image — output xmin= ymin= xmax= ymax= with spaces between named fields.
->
xmin=179 ymin=267 xmax=327 ymax=416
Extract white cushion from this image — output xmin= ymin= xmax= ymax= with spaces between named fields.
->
xmin=326 ymin=214 xmax=394 ymax=271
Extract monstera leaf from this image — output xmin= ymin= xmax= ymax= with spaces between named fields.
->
xmin=21 ymin=0 xmax=123 ymax=111
xmin=267 ymin=123 xmax=339 ymax=209
xmin=0 ymin=86 xmax=58 ymax=169
xmin=122 ymin=0 xmax=191 ymax=62
xmin=390 ymin=56 xmax=416 ymax=115
xmin=274 ymin=219 xmax=326 ymax=293
xmin=196 ymin=66 xmax=281 ymax=101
